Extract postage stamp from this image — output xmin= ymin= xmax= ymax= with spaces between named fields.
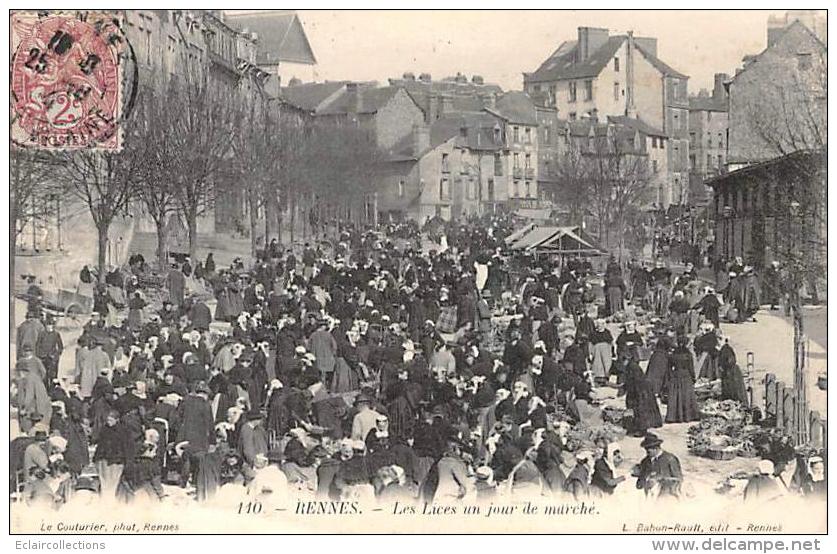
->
xmin=10 ymin=12 xmax=128 ymax=150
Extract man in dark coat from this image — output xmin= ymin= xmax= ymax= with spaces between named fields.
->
xmin=35 ymin=318 xmax=63 ymax=384
xmin=636 ymin=433 xmax=683 ymax=498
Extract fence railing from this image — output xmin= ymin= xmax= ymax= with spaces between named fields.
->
xmin=764 ymin=370 xmax=827 ymax=450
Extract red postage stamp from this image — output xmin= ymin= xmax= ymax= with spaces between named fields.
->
xmin=10 ymin=12 xmax=128 ymax=150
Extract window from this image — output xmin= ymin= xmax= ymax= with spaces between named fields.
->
xmin=797 ymin=52 xmax=812 ymax=70
xmin=513 ymin=153 xmax=520 ymax=168
xmin=397 ymin=180 xmax=405 ymax=197
xmin=513 ymin=126 xmax=520 ymax=143
xmin=525 ymin=154 xmax=532 ymax=169
xmin=569 ymin=81 xmax=577 ymax=103
xmin=493 ymin=125 xmax=502 ymax=143
xmin=569 ymin=112 xmax=577 ymax=121
xmin=524 ymin=127 xmax=531 ymax=143
xmin=717 ymin=154 xmax=724 ymax=168
xmin=525 ymin=181 xmax=532 ymax=198
xmin=659 ymin=139 xmax=665 ymax=150
xmin=533 ymin=84 xmax=542 ymax=92
xmin=439 ymin=178 xmax=450 ymax=200
xmin=707 ymin=154 xmax=712 ymax=167
xmin=584 ymin=80 xmax=593 ymax=101
xmin=651 ymin=137 xmax=657 ymax=148
xmin=707 ymin=111 xmax=712 ymax=122
xmin=466 ymin=179 xmax=476 ymax=200
xmin=614 ymin=57 xmax=620 ymax=72
xmin=543 ymin=126 xmax=551 ymax=144
xmin=460 ymin=126 xmax=468 ymax=138
xmin=487 ymin=179 xmax=495 ymax=201
xmin=717 ymin=133 xmax=724 ymax=148
xmin=494 ymin=153 xmax=503 ymax=176
xmin=613 ymin=82 xmax=620 ymax=101
xmin=513 ymin=180 xmax=521 ymax=197
xmin=707 ymin=135 xmax=712 ymax=149
xmin=441 ymin=153 xmax=449 ymax=173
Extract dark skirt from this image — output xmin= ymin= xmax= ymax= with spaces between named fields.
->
xmin=665 ymin=376 xmax=700 ymax=423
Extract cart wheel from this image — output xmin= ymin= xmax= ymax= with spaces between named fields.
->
xmin=63 ymin=304 xmax=83 ymax=329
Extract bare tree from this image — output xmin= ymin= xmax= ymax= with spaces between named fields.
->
xmin=165 ymin=76 xmax=236 ymax=259
xmin=584 ymin=127 xmax=652 ymax=258
xmin=10 ymin=147 xmax=60 ymax=334
xmin=133 ymin=87 xmax=182 ymax=268
xmin=59 ymin=147 xmax=141 ymax=283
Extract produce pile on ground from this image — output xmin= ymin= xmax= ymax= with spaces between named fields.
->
xmin=688 ymin=400 xmax=793 ymax=460
xmin=564 ymin=421 xmax=627 ymax=452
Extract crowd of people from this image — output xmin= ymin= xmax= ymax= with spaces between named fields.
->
xmin=11 ymin=216 xmax=826 ymax=510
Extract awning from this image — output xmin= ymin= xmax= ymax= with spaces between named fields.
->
xmin=510 ymin=225 xmax=575 ymax=250
xmin=515 ymin=207 xmax=552 ymax=221
xmin=537 ymin=227 xmax=607 ymax=255
xmin=504 ymin=222 xmax=536 ymax=245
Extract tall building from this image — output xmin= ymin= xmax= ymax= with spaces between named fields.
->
xmin=707 ymin=15 xmax=826 ymax=273
xmin=524 ymin=27 xmax=690 ymax=207
xmin=688 ymin=73 xmax=729 ymax=207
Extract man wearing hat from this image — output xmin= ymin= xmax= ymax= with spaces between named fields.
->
xmin=636 ymin=432 xmax=683 ymax=498
xmin=238 ymin=410 xmax=269 ymax=473
xmin=16 ymin=310 xmax=44 ymax=361
xmin=16 ymin=345 xmax=47 ymax=384
xmin=308 ymin=317 xmax=338 ymax=385
xmin=351 ymin=393 xmax=382 ymax=441
xmin=35 ymin=317 xmax=63 ymax=384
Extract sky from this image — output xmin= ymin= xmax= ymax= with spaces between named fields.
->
xmin=292 ymin=10 xmax=785 ymax=93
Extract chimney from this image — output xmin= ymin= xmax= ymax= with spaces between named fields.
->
xmin=625 ymin=31 xmax=636 ymax=118
xmin=454 ymin=72 xmax=468 ymax=84
xmin=713 ymin=73 xmax=729 ymax=101
xmin=472 ymin=75 xmax=484 ymax=85
xmin=402 ymin=71 xmax=416 ymax=81
xmin=633 ymin=36 xmax=658 ymax=57
xmin=413 ymin=124 xmax=430 ymax=157
xmin=578 ymin=27 xmax=609 ymax=62
xmin=419 ymin=72 xmax=432 ymax=83
xmin=345 ymin=82 xmax=360 ymax=113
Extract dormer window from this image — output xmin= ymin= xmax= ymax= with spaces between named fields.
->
xmin=797 ymin=52 xmax=812 ymax=70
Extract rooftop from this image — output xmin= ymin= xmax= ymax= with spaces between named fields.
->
xmin=225 ymin=10 xmax=317 ymax=67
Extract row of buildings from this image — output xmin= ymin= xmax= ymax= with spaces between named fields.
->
xmin=115 ymin=10 xmax=826 ymax=270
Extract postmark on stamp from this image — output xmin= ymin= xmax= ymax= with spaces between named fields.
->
xmin=10 ymin=11 xmax=131 ymax=150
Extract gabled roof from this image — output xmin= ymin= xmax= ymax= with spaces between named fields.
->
xmin=525 ymin=35 xmax=687 ymax=83
xmin=525 ymin=36 xmax=624 ymax=83
xmin=225 ymin=11 xmax=317 ymax=66
xmin=730 ymin=20 xmax=826 ymax=84
xmin=634 ymin=43 xmax=687 ymax=79
xmin=429 ymin=112 xmax=505 ymax=151
xmin=607 ymin=115 xmax=667 ymax=137
xmin=489 ymin=91 xmax=538 ymax=126
xmin=388 ymin=78 xmax=503 ymax=114
xmin=279 ymin=81 xmax=348 ymax=112
xmin=317 ymin=86 xmax=402 ymax=115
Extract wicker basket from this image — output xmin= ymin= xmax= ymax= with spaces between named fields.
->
xmin=707 ymin=446 xmax=738 ymax=461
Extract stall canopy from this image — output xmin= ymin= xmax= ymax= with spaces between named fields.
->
xmin=509 ymin=225 xmax=607 ymax=255
xmin=504 ymin=222 xmax=536 ymax=245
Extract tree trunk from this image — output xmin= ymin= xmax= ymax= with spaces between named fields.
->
xmin=264 ymin=192 xmax=275 ymax=244
xmin=97 ymin=224 xmax=109 ymax=284
xmin=248 ymin=192 xmax=259 ymax=259
xmin=289 ymin=196 xmax=296 ymax=244
xmin=187 ymin=212 xmax=198 ymax=261
xmin=155 ymin=218 xmax=168 ymax=269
